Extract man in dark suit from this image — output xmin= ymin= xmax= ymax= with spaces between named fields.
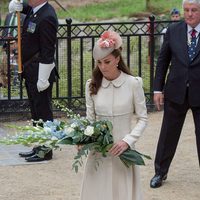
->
xmin=9 ymin=0 xmax=58 ymax=161
xmin=150 ymin=0 xmax=200 ymax=188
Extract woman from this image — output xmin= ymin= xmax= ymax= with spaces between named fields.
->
xmin=81 ymin=30 xmax=148 ymax=200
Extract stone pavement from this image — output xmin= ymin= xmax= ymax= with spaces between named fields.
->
xmin=0 ymin=127 xmax=48 ymax=166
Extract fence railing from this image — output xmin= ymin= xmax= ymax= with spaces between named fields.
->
xmin=0 ymin=16 xmax=174 ymax=119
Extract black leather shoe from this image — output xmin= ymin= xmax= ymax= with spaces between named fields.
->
xmin=25 ymin=149 xmax=53 ymax=162
xmin=19 ymin=145 xmax=51 ymax=157
xmin=150 ymin=174 xmax=167 ymax=188
xmin=19 ymin=146 xmax=38 ymax=157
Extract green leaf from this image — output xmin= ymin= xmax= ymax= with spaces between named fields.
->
xmin=119 ymin=149 xmax=151 ymax=166
xmin=58 ymin=138 xmax=73 ymax=145
xmin=105 ymin=121 xmax=113 ymax=131
xmin=134 ymin=150 xmax=152 ymax=160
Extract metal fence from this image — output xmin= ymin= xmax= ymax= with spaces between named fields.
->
xmin=0 ymin=16 xmax=173 ymax=119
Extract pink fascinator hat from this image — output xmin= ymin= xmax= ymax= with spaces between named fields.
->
xmin=93 ymin=30 xmax=122 ymax=60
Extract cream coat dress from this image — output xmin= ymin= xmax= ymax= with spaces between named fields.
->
xmin=81 ymin=71 xmax=148 ymax=200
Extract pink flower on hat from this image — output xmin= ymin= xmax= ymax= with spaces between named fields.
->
xmin=98 ymin=30 xmax=122 ymax=49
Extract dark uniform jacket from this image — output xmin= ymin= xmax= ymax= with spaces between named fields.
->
xmin=21 ymin=2 xmax=58 ymax=83
xmin=154 ymin=21 xmax=200 ymax=107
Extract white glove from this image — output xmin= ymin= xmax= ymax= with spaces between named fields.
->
xmin=9 ymin=0 xmax=23 ymax=13
xmin=37 ymin=63 xmax=55 ymax=92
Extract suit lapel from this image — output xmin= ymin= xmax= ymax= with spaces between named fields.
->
xmin=193 ymin=32 xmax=200 ymax=60
xmin=179 ymin=22 xmax=189 ymax=63
xmin=33 ymin=3 xmax=48 ymax=17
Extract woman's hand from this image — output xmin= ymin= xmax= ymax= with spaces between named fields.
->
xmin=109 ymin=140 xmax=129 ymax=156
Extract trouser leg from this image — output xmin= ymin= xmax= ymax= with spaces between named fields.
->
xmin=191 ymin=106 xmax=200 ymax=166
xmin=22 ymin=82 xmax=54 ymax=160
xmin=155 ymin=98 xmax=189 ymax=175
xmin=25 ymin=81 xmax=53 ymax=122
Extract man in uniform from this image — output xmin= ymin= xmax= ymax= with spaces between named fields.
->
xmin=9 ymin=0 xmax=58 ymax=161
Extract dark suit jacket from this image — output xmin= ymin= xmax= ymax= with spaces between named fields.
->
xmin=154 ymin=21 xmax=200 ymax=107
xmin=21 ymin=3 xmax=58 ymax=83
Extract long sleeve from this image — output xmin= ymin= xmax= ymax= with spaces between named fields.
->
xmin=85 ymin=79 xmax=96 ymax=122
xmin=122 ymin=77 xmax=148 ymax=149
xmin=39 ymin=16 xmax=58 ymax=64
xmin=154 ymin=27 xmax=172 ymax=91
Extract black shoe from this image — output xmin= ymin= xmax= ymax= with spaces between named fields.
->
xmin=25 ymin=149 xmax=53 ymax=162
xmin=150 ymin=174 xmax=167 ymax=188
xmin=19 ymin=146 xmax=39 ymax=157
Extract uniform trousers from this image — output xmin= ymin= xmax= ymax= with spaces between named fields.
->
xmin=25 ymin=81 xmax=53 ymax=122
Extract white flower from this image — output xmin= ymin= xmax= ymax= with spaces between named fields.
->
xmin=84 ymin=126 xmax=94 ymax=136
xmin=64 ymin=126 xmax=74 ymax=134
xmin=77 ymin=114 xmax=81 ymax=118
xmin=51 ymin=136 xmax=58 ymax=141
xmin=71 ymin=123 xmax=77 ymax=128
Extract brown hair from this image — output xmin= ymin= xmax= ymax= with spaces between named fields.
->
xmin=89 ymin=48 xmax=132 ymax=95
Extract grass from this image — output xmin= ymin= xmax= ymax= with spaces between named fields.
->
xmin=58 ymin=0 xmax=146 ymax=21
xmin=0 ymin=0 xmax=183 ymax=23
xmin=57 ymin=0 xmax=183 ymax=22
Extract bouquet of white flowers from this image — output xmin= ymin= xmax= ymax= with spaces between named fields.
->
xmin=0 ymin=101 xmax=151 ymax=172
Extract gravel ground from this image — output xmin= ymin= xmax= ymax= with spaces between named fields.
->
xmin=0 ymin=111 xmax=200 ymax=200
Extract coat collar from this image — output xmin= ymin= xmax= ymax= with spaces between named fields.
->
xmin=193 ymin=24 xmax=200 ymax=61
xmin=31 ymin=2 xmax=48 ymax=18
xmin=178 ymin=22 xmax=189 ymax=63
xmin=32 ymin=2 xmax=47 ymax=14
xmin=101 ymin=71 xmax=126 ymax=88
